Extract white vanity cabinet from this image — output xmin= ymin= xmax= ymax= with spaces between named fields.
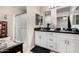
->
xmin=55 ymin=33 xmax=79 ymax=53
xmin=35 ymin=30 xmax=79 ymax=53
xmin=66 ymin=34 xmax=79 ymax=53
xmin=35 ymin=31 xmax=47 ymax=48
xmin=56 ymin=38 xmax=67 ymax=53
xmin=67 ymin=39 xmax=79 ymax=53
xmin=46 ymin=32 xmax=56 ymax=50
xmin=35 ymin=31 xmax=56 ymax=50
xmin=55 ymin=33 xmax=68 ymax=53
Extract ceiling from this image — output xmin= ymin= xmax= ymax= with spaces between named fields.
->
xmin=12 ymin=6 xmax=26 ymax=12
xmin=0 ymin=6 xmax=26 ymax=15
xmin=57 ymin=6 xmax=71 ymax=13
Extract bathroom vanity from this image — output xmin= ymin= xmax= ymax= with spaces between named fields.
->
xmin=34 ymin=28 xmax=79 ymax=53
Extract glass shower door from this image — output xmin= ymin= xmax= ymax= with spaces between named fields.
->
xmin=15 ymin=14 xmax=27 ymax=42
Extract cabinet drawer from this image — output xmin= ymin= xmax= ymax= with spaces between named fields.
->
xmin=55 ymin=33 xmax=79 ymax=40
xmin=47 ymin=40 xmax=55 ymax=50
xmin=49 ymin=45 xmax=53 ymax=48
xmin=47 ymin=33 xmax=55 ymax=40
xmin=48 ymin=45 xmax=54 ymax=50
xmin=47 ymin=32 xmax=55 ymax=37
xmin=48 ymin=38 xmax=53 ymax=41
xmin=68 ymin=34 xmax=79 ymax=40
xmin=55 ymin=33 xmax=68 ymax=39
xmin=48 ymin=33 xmax=54 ymax=36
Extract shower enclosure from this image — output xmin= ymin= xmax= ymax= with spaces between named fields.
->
xmin=15 ymin=14 xmax=27 ymax=43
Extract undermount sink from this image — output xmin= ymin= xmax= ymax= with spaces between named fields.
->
xmin=42 ymin=28 xmax=50 ymax=30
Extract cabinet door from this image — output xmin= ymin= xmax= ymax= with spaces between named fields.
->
xmin=35 ymin=31 xmax=43 ymax=46
xmin=67 ymin=40 xmax=79 ymax=53
xmin=35 ymin=31 xmax=47 ymax=48
xmin=56 ymin=39 xmax=67 ymax=53
xmin=40 ymin=32 xmax=47 ymax=48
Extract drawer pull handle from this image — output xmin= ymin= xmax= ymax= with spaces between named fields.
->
xmin=68 ymin=40 xmax=69 ymax=45
xmin=49 ymin=39 xmax=53 ymax=41
xmin=49 ymin=34 xmax=53 ymax=35
xmin=49 ymin=45 xmax=53 ymax=48
xmin=65 ymin=40 xmax=66 ymax=44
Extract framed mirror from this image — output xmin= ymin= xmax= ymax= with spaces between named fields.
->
xmin=35 ymin=14 xmax=43 ymax=26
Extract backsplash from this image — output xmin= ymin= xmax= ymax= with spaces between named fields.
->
xmin=57 ymin=16 xmax=68 ymax=28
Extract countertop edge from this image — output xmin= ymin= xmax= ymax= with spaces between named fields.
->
xmin=34 ymin=29 xmax=79 ymax=35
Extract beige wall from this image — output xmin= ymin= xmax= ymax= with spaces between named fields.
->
xmin=51 ymin=8 xmax=57 ymax=27
xmin=0 ymin=7 xmax=25 ymax=40
xmin=26 ymin=6 xmax=41 ymax=50
xmin=0 ymin=14 xmax=15 ymax=40
xmin=40 ymin=6 xmax=48 ymax=13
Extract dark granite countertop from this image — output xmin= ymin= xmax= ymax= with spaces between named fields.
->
xmin=34 ymin=28 xmax=79 ymax=35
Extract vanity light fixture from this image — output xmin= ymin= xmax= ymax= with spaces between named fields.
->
xmin=48 ymin=6 xmax=55 ymax=9
xmin=48 ymin=6 xmax=60 ymax=9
